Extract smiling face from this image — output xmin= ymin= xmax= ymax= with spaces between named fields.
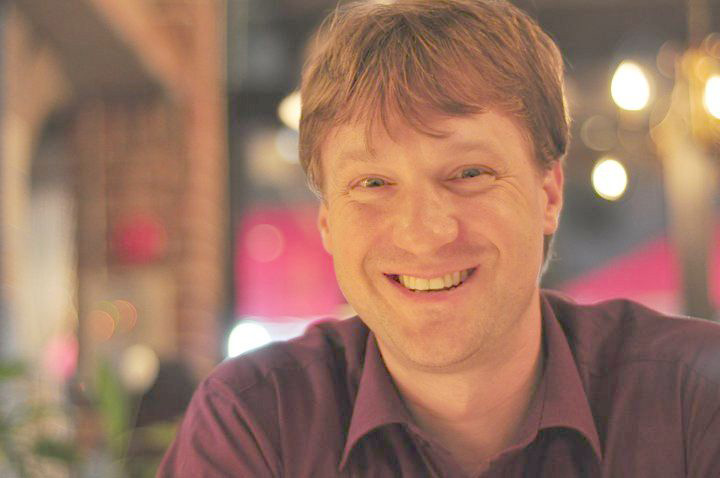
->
xmin=318 ymin=111 xmax=563 ymax=371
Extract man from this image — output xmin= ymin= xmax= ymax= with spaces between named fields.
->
xmin=158 ymin=1 xmax=720 ymax=476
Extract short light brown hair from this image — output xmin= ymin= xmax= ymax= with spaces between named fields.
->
xmin=299 ymin=0 xmax=570 ymax=195
xmin=299 ymin=0 xmax=569 ymax=265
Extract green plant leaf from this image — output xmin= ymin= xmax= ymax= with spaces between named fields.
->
xmin=0 ymin=361 xmax=26 ymax=381
xmin=135 ymin=420 xmax=179 ymax=448
xmin=95 ymin=359 xmax=130 ymax=459
xmin=33 ymin=437 xmax=79 ymax=464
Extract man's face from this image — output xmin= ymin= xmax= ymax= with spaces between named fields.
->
xmin=318 ymin=111 xmax=563 ymax=370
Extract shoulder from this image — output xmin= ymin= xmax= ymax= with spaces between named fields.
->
xmin=543 ymin=290 xmax=720 ymax=384
xmin=158 ymin=318 xmax=368 ymax=477
xmin=203 ymin=316 xmax=369 ymax=401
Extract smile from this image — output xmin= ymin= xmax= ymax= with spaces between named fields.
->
xmin=387 ymin=268 xmax=476 ymax=292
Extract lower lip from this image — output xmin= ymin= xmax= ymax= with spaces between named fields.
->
xmin=385 ymin=269 xmax=477 ymax=302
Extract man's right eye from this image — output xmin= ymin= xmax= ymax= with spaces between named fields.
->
xmin=358 ymin=177 xmax=387 ymax=188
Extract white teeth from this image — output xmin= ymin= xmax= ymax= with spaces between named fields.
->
xmin=429 ymin=277 xmax=444 ymax=290
xmin=415 ymin=278 xmax=430 ymax=291
xmin=398 ymin=269 xmax=472 ymax=291
xmin=401 ymin=275 xmax=414 ymax=289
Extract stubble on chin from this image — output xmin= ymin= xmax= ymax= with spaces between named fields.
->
xmin=375 ymin=312 xmax=496 ymax=372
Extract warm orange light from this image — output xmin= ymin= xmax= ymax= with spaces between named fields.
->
xmin=114 ymin=299 xmax=138 ymax=333
xmin=88 ymin=310 xmax=116 ymax=342
xmin=611 ymin=61 xmax=651 ymax=111
xmin=704 ymin=75 xmax=720 ymax=119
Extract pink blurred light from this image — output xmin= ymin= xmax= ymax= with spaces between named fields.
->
xmin=235 ymin=206 xmax=343 ymax=320
xmin=111 ymin=213 xmax=167 ymax=264
xmin=560 ymin=224 xmax=720 ymax=315
xmin=44 ymin=334 xmax=79 ymax=381
xmin=246 ymin=224 xmax=285 ymax=263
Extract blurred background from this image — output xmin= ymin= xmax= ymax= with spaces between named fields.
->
xmin=0 ymin=0 xmax=719 ymax=476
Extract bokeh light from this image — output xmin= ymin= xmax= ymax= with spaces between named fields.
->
xmin=98 ymin=300 xmax=120 ymax=322
xmin=227 ymin=321 xmax=272 ymax=358
xmin=656 ymin=41 xmax=681 ymax=79
xmin=245 ymin=224 xmax=285 ymax=262
xmin=592 ymin=157 xmax=629 ymax=201
xmin=580 ymin=115 xmax=617 ymax=151
xmin=704 ymin=33 xmax=720 ymax=59
xmin=119 ymin=344 xmax=160 ymax=393
xmin=278 ymin=91 xmax=301 ymax=131
xmin=611 ymin=61 xmax=651 ymax=111
xmin=113 ymin=299 xmax=138 ymax=333
xmin=44 ymin=334 xmax=79 ymax=380
xmin=88 ymin=309 xmax=116 ymax=342
xmin=704 ymin=75 xmax=720 ymax=119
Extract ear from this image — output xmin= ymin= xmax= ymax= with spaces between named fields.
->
xmin=317 ymin=202 xmax=333 ymax=254
xmin=542 ymin=162 xmax=564 ymax=235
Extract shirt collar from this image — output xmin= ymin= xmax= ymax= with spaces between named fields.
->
xmin=340 ymin=332 xmax=411 ymax=469
xmin=539 ymin=292 xmax=603 ymax=461
xmin=339 ymin=292 xmax=603 ymax=471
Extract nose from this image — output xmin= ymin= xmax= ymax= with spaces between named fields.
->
xmin=390 ymin=182 xmax=460 ymax=256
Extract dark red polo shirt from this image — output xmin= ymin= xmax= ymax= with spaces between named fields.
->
xmin=157 ymin=291 xmax=720 ymax=477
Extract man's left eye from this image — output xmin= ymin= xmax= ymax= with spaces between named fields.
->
xmin=458 ymin=167 xmax=487 ymax=179
xmin=359 ymin=177 xmax=387 ymax=188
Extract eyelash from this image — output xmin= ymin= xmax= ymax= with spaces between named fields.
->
xmin=455 ymin=167 xmax=490 ymax=179
xmin=351 ymin=167 xmax=493 ymax=190
xmin=358 ymin=177 xmax=388 ymax=188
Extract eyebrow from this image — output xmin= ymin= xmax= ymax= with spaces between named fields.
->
xmin=331 ymin=148 xmax=381 ymax=176
xmin=445 ymin=139 xmax=505 ymax=158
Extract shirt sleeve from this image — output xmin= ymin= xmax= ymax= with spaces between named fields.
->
xmin=156 ymin=378 xmax=279 ymax=478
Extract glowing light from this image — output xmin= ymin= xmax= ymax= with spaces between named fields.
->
xmin=611 ymin=62 xmax=651 ymax=111
xmin=44 ymin=334 xmax=78 ymax=380
xmin=704 ymin=75 xmax=720 ymax=119
xmin=119 ymin=344 xmax=160 ymax=393
xmin=278 ymin=92 xmax=301 ymax=131
xmin=656 ymin=41 xmax=680 ymax=79
xmin=113 ymin=299 xmax=138 ymax=333
xmin=227 ymin=321 xmax=272 ymax=358
xmin=580 ymin=115 xmax=616 ymax=151
xmin=592 ymin=158 xmax=628 ymax=201
xmin=245 ymin=224 xmax=284 ymax=262
xmin=98 ymin=300 xmax=120 ymax=322
xmin=706 ymin=33 xmax=720 ymax=59
xmin=88 ymin=310 xmax=116 ymax=342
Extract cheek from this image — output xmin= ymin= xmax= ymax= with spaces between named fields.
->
xmin=467 ymin=190 xmax=545 ymax=249
xmin=331 ymin=202 xmax=387 ymax=241
xmin=329 ymin=205 xmax=381 ymax=264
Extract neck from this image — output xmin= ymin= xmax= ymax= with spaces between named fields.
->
xmin=379 ymin=298 xmax=544 ymax=473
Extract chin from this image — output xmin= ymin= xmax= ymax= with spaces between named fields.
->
xmin=386 ymin=322 xmax=486 ymax=369
xmin=398 ymin=342 xmax=481 ymax=370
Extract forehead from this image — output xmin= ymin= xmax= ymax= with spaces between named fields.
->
xmin=321 ymin=110 xmax=534 ymax=167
